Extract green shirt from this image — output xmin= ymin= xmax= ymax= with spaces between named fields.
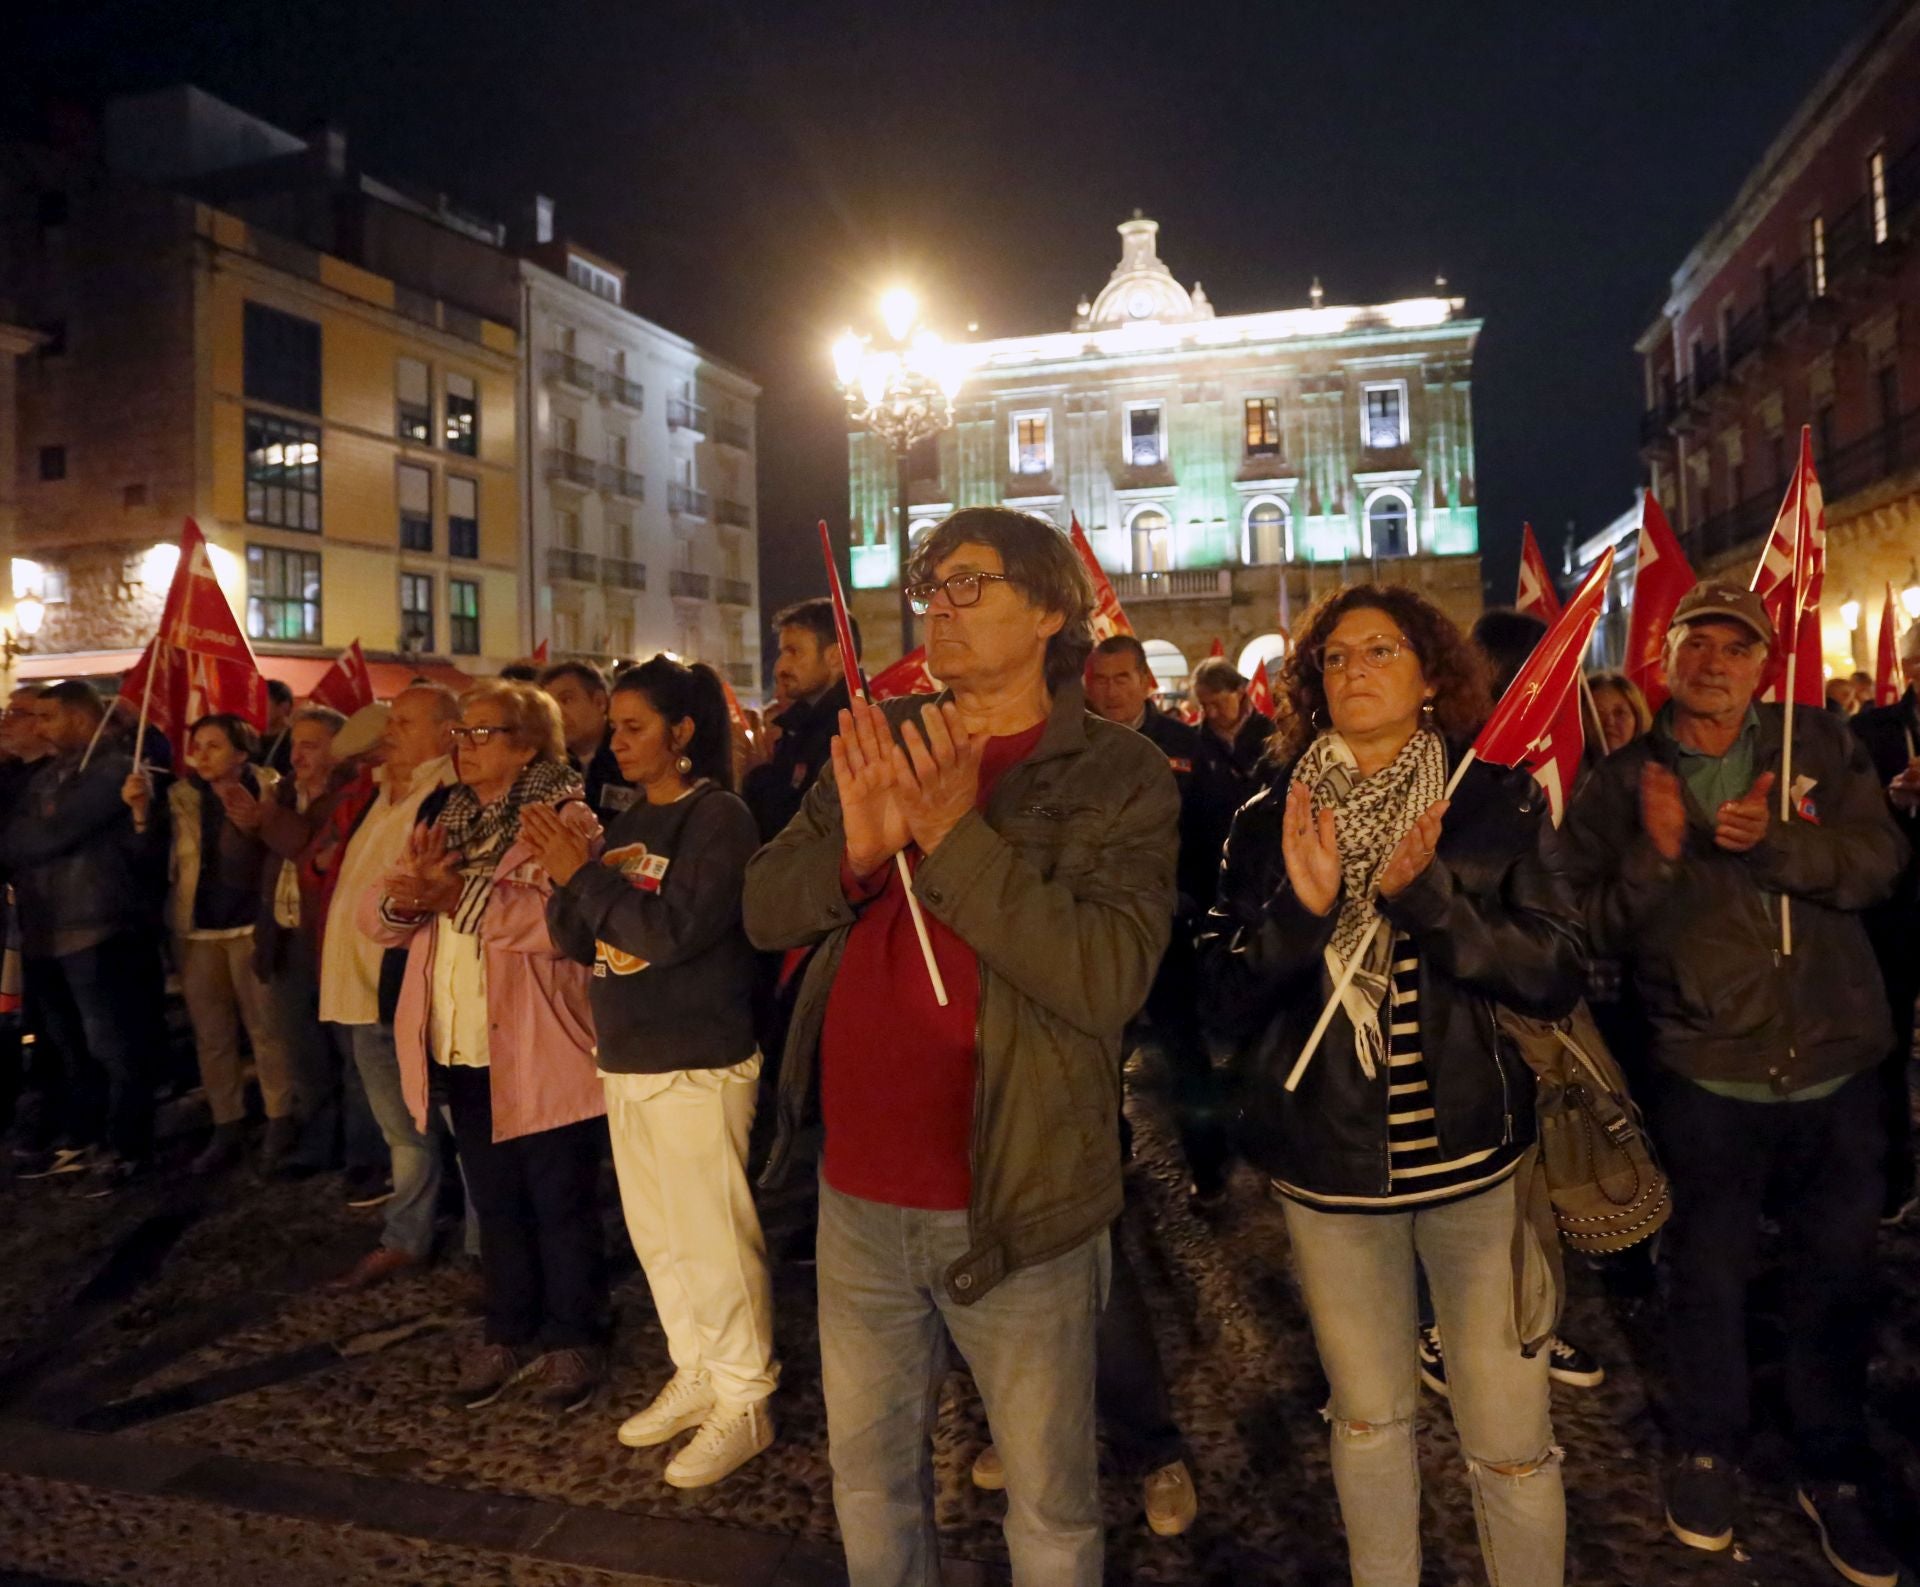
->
xmin=1657 ymin=703 xmax=1847 ymax=1104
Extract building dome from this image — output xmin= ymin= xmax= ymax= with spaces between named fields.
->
xmin=1076 ymin=215 xmax=1216 ymax=330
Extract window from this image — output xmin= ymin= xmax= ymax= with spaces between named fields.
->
xmin=1810 ymin=215 xmax=1829 ymax=297
xmin=555 ymin=506 xmax=581 ymax=549
xmin=242 ymin=301 xmax=322 ymax=413
xmin=1244 ymin=397 xmax=1281 ymax=457
xmin=612 ymin=349 xmax=628 ymax=379
xmin=449 ymin=578 xmax=480 ymax=655
xmin=607 ymin=602 xmax=633 ymax=656
xmin=1870 ymin=149 xmax=1889 ymax=245
xmin=607 ymin=431 xmax=629 ymax=469
xmin=1815 ymin=402 xmax=1836 ymax=466
xmin=246 ymin=545 xmax=321 ymax=643
xmin=400 ymin=572 xmax=434 ymax=651
xmin=397 ymin=463 xmax=432 ymax=552
xmin=396 ymin=357 xmax=431 ymax=444
xmin=448 ymin=476 xmax=479 ymax=559
xmin=1362 ymin=382 xmax=1408 ymax=449
xmin=1129 ymin=506 xmax=1171 ymax=571
xmin=1011 ymin=411 xmax=1050 ymax=475
xmin=1127 ymin=405 xmax=1164 ymax=466
xmin=1366 ymin=493 xmax=1412 ymax=557
xmin=245 ymin=412 xmax=321 ymax=531
xmin=1245 ymin=499 xmax=1288 ymax=564
xmin=37 ymin=446 xmax=65 ymax=481
xmin=608 ymin=517 xmax=633 ymax=560
xmin=554 ymin=412 xmax=578 ymax=454
xmin=445 ymin=371 xmax=478 ymax=455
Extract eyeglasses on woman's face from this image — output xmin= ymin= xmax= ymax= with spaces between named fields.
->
xmin=449 ymin=724 xmax=510 ymax=746
xmin=903 ymin=570 xmax=1017 ymax=616
xmin=1315 ymin=635 xmax=1412 ymax=676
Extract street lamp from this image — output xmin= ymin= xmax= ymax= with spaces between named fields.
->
xmin=1 ymin=595 xmax=43 ymax=689
xmin=832 ymin=288 xmax=970 ymax=654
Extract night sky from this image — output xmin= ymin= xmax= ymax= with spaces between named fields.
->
xmin=4 ymin=0 xmax=1884 ymax=620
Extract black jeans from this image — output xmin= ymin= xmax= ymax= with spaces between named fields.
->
xmin=1649 ymin=1067 xmax=1883 ymax=1480
xmin=1097 ymin=1225 xmax=1184 ymax=1474
xmin=441 ymin=1062 xmax=608 ymax=1351
xmin=1138 ymin=926 xmax=1231 ymax=1194
xmin=32 ymin=933 xmax=162 ymax=1164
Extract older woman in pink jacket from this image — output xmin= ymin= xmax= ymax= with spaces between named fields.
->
xmin=362 ymin=680 xmax=608 ymax=1413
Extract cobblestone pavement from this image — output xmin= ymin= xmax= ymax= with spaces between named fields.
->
xmin=0 ymin=1051 xmax=1915 ymax=1586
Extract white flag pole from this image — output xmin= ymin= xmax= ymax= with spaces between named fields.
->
xmin=1779 ymin=647 xmax=1796 ymax=958
xmin=77 ymin=701 xmax=114 ymax=773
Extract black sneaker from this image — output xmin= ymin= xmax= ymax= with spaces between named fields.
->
xmin=1417 ymin=1324 xmax=1448 ymax=1397
xmin=1546 ymin=1335 xmax=1606 ymax=1388
xmin=1795 ymin=1483 xmax=1899 ymax=1587
xmin=80 ymin=1157 xmax=149 ymax=1199
xmin=1666 ymin=1452 xmax=1736 ymax=1552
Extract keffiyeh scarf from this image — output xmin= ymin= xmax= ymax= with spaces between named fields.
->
xmin=436 ymin=758 xmax=583 ymax=935
xmin=1287 ymin=727 xmax=1448 ymax=1078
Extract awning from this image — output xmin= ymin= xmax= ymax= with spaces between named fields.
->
xmin=14 ymin=649 xmax=475 ymax=699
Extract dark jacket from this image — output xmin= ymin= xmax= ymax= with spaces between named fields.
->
xmin=575 ymin=730 xmax=636 ymax=826
xmin=742 ymin=678 xmax=851 ymax=842
xmin=1853 ymin=690 xmax=1920 ymax=903
xmin=1199 ymin=742 xmax=1584 ymax=1200
xmin=1133 ymin=701 xmax=1235 ymax=918
xmin=548 ymin=785 xmax=761 ymax=1074
xmin=0 ymin=747 xmax=168 ymax=958
xmin=743 ymin=681 xmax=1178 ymax=1302
xmin=1563 ymin=702 xmax=1907 ymax=1092
xmin=1203 ymin=708 xmax=1276 ymax=790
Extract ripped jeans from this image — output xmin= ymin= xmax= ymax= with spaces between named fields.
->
xmin=1282 ymin=1175 xmax=1564 ymax=1587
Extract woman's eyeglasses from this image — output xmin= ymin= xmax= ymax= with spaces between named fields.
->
xmin=903 ymin=571 xmax=1016 ymax=616
xmin=449 ymin=725 xmax=509 ymax=746
xmin=1315 ymin=637 xmax=1411 ymax=675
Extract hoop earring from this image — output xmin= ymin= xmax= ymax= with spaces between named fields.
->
xmin=1311 ymin=707 xmax=1328 ymax=731
xmin=1420 ymin=699 xmax=1436 ymax=723
xmin=675 ymin=754 xmax=694 ymax=775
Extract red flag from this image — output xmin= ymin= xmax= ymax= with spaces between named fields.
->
xmin=869 ymin=646 xmax=939 ymax=700
xmin=1069 ymin=515 xmax=1133 ymax=640
xmin=1624 ymin=492 xmax=1695 ymax=712
xmin=1248 ymin=658 xmax=1275 ymax=717
xmin=717 ymin=671 xmax=751 ymax=734
xmin=308 ymin=640 xmax=375 ymax=714
xmin=1749 ymin=426 xmax=1826 ymax=709
xmin=1876 ymin=584 xmax=1900 ymax=708
xmin=816 ymin=520 xmax=871 ymax=700
xmin=532 ymin=638 xmax=549 ymax=665
xmin=1209 ymin=636 xmax=1225 ymax=658
xmin=119 ymin=520 xmax=266 ymax=764
xmin=1515 ymin=522 xmax=1563 ymax=621
xmin=1472 ymin=548 xmax=1615 ymax=824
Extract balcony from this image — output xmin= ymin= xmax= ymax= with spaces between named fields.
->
xmin=716 ymin=576 xmax=752 ymax=607
xmin=604 ymin=372 xmax=646 ymax=410
xmin=716 ymin=498 xmax=752 ymax=529
xmin=547 ymin=548 xmax=600 ymax=583
xmin=1107 ymin=569 xmax=1231 ymax=601
xmin=545 ymin=351 xmax=597 ymax=393
xmin=668 ymin=482 xmax=711 ymax=519
xmin=714 ymin=416 xmax=751 ymax=451
xmin=601 ymin=557 xmax=647 ymax=590
xmin=669 ymin=569 xmax=710 ymax=600
xmin=667 ymin=397 xmax=709 ymax=435
xmin=544 ymin=448 xmax=598 ymax=490
xmin=599 ymin=464 xmax=646 ymax=500
xmin=723 ymin=661 xmax=757 ymax=689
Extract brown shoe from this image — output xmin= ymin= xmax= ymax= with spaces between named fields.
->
xmin=452 ymin=1342 xmax=526 ymax=1409
xmin=330 ymin=1246 xmax=422 ymax=1291
xmin=517 ymin=1346 xmax=604 ymax=1413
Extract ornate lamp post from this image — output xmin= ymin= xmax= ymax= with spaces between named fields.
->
xmin=833 ymin=289 xmax=969 ymax=655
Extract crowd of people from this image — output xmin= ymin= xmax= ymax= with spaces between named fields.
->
xmin=1 ymin=502 xmax=1916 ymax=1587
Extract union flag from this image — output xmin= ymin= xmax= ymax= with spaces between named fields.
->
xmin=1515 ymin=522 xmax=1563 ymax=621
xmin=1623 ymin=491 xmax=1694 ymax=712
xmin=308 ymin=640 xmax=375 ymax=714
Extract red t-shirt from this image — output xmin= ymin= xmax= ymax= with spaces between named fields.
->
xmin=820 ymin=721 xmax=1046 ymax=1209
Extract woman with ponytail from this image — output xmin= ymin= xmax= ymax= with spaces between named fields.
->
xmin=527 ymin=656 xmax=777 ymax=1489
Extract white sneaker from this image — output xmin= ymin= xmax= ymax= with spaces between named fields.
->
xmin=616 ymin=1368 xmax=715 ymax=1448
xmin=663 ymin=1400 xmax=774 ymax=1489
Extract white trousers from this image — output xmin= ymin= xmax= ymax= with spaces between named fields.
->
xmin=602 ymin=1055 xmax=778 ymax=1409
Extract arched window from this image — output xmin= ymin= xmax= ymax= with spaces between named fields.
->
xmin=1140 ymin=638 xmax=1190 ymax=695
xmin=1243 ymin=497 xmax=1290 ymax=564
xmin=907 ymin=517 xmax=939 ymax=551
xmin=1236 ymin=633 xmax=1288 ymax=678
xmin=1364 ymin=491 xmax=1413 ymax=558
xmin=1127 ymin=505 xmax=1172 ymax=572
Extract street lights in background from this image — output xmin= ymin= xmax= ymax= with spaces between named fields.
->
xmin=832 ymin=288 xmax=969 ymax=655
xmin=1 ymin=594 xmax=44 ymax=690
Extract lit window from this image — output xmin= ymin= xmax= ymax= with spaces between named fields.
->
xmin=1129 ymin=506 xmax=1171 ymax=571
xmin=245 ymin=411 xmax=321 ymax=531
xmin=396 ymin=357 xmax=431 ymax=444
xmin=1244 ymin=397 xmax=1280 ymax=457
xmin=246 ymin=545 xmax=321 ymax=643
xmin=1810 ymin=215 xmax=1828 ymax=297
xmin=1366 ymin=493 xmax=1412 ymax=557
xmin=445 ymin=372 xmax=478 ymax=456
xmin=397 ymin=463 xmax=432 ymax=552
xmin=1246 ymin=499 xmax=1288 ymax=563
xmin=449 ymin=578 xmax=480 ymax=655
xmin=1127 ymin=405 xmax=1163 ymax=466
xmin=1869 ymin=149 xmax=1889 ymax=245
xmin=1011 ymin=412 xmax=1050 ymax=475
xmin=449 ymin=476 xmax=479 ymax=559
xmin=1362 ymin=383 xmax=1407 ymax=449
xmin=400 ymin=572 xmax=434 ymax=651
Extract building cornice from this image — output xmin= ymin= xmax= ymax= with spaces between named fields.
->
xmin=520 ymin=260 xmax=761 ymax=396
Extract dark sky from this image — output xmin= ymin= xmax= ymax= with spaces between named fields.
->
xmin=5 ymin=0 xmax=1883 ymax=615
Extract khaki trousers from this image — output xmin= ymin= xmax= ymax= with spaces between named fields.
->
xmin=179 ymin=933 xmax=296 ymax=1125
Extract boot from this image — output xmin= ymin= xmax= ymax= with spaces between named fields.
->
xmin=261 ymin=1116 xmax=301 ymax=1176
xmin=191 ymin=1121 xmax=248 ymax=1176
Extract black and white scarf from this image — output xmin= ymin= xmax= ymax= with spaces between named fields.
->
xmin=436 ymin=758 xmax=583 ymax=936
xmin=1288 ymin=728 xmax=1449 ymax=1077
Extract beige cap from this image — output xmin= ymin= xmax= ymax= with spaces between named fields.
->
xmin=331 ymin=701 xmax=390 ymax=759
xmin=1668 ymin=581 xmax=1776 ymax=647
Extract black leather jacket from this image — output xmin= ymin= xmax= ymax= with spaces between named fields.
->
xmin=1199 ymin=741 xmax=1585 ymax=1200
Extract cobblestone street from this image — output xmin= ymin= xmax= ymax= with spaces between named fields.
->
xmin=0 ymin=1052 xmax=1915 ymax=1586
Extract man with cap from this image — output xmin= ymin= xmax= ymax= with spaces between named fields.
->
xmin=1565 ymin=582 xmax=1909 ymax=1585
xmin=1851 ymin=618 xmax=1920 ymax=1227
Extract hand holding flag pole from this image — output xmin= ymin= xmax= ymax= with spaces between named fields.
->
xmin=818 ymin=521 xmax=949 ymax=1007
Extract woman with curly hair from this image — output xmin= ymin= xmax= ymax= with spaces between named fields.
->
xmin=1201 ymin=584 xmax=1585 ymax=1586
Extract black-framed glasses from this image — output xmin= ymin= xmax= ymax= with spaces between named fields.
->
xmin=449 ymin=724 xmax=509 ymax=746
xmin=1314 ymin=636 xmax=1412 ymax=675
xmin=904 ymin=571 xmax=1017 ymax=616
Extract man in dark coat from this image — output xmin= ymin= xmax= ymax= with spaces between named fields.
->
xmin=742 ymin=599 xmax=856 ymax=844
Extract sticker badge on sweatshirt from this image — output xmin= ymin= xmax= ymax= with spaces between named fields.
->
xmin=1790 ymin=773 xmax=1820 ymax=825
xmin=593 ymin=840 xmax=672 ymax=977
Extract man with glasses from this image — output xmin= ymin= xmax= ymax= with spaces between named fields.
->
xmin=746 ymin=509 xmax=1178 ymax=1587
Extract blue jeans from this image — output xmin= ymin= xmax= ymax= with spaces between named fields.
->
xmin=817 ymin=1177 xmax=1108 ymax=1587
xmin=346 ymin=1023 xmax=441 ymax=1260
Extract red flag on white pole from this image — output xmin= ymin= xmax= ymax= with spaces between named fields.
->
xmin=1208 ymin=636 xmax=1225 ymax=658
xmin=1624 ymin=492 xmax=1695 ymax=712
xmin=1515 ymin=522 xmax=1564 ymax=621
xmin=1749 ymin=426 xmax=1827 ymax=710
xmin=1069 ymin=514 xmax=1133 ymax=640
xmin=868 ymin=646 xmax=939 ymax=700
xmin=1248 ymin=657 xmax=1275 ymax=718
xmin=531 ymin=638 xmax=549 ymax=666
xmin=308 ymin=640 xmax=375 ymax=714
xmin=1875 ymin=584 xmax=1900 ymax=708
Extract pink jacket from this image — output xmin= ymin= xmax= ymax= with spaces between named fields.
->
xmin=358 ymin=798 xmax=606 ymax=1143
